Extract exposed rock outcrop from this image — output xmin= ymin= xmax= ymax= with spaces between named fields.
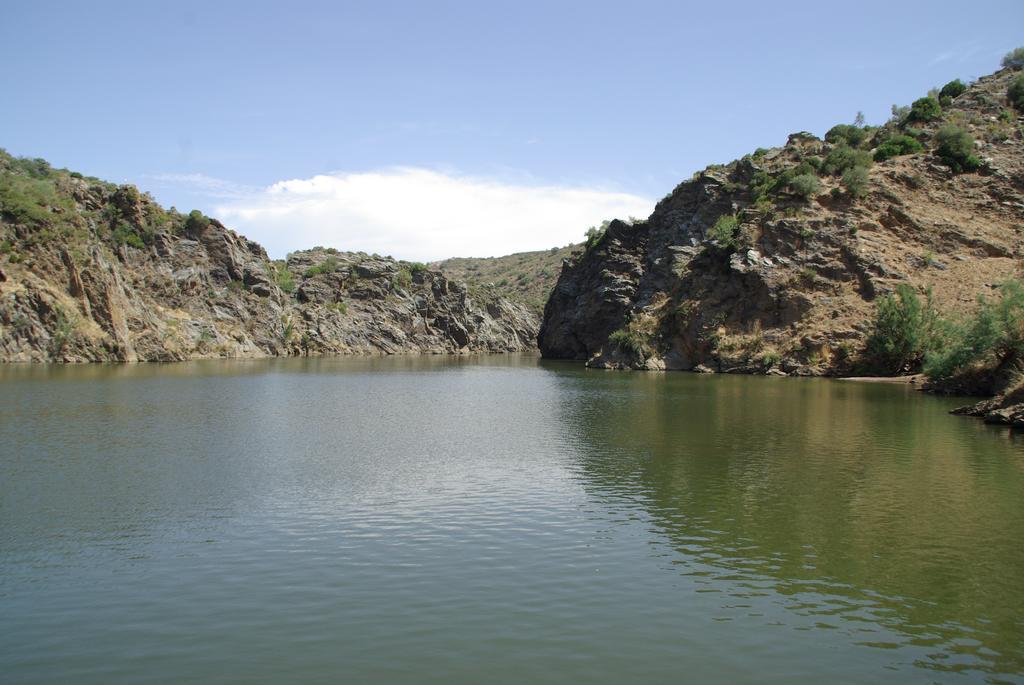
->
xmin=0 ymin=157 xmax=538 ymax=362
xmin=540 ymin=68 xmax=1024 ymax=376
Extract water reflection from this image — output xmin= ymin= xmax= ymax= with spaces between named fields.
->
xmin=549 ymin=366 xmax=1024 ymax=679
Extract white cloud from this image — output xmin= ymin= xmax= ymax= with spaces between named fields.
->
xmin=209 ymin=168 xmax=653 ymax=261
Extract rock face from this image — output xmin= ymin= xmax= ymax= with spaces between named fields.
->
xmin=540 ymin=68 xmax=1024 ymax=375
xmin=0 ymin=157 xmax=538 ymax=362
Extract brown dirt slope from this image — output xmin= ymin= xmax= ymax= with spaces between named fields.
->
xmin=434 ymin=244 xmax=576 ymax=315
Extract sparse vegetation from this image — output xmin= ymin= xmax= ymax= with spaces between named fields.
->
xmin=708 ymin=214 xmax=739 ymax=248
xmin=436 ymin=244 xmax=574 ymax=314
xmin=304 ymin=257 xmax=339 ymax=278
xmin=49 ymin=305 xmax=78 ymax=357
xmin=280 ymin=315 xmax=295 ymax=344
xmin=584 ymin=220 xmax=612 ymax=251
xmin=392 ymin=268 xmax=413 ymax=290
xmin=273 ymin=263 xmax=296 ymax=293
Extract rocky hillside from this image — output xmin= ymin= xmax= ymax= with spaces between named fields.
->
xmin=435 ymin=244 xmax=576 ymax=315
xmin=540 ymin=67 xmax=1024 ymax=376
xmin=0 ymin=153 xmax=538 ymax=362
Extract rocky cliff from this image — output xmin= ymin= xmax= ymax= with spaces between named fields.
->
xmin=0 ymin=154 xmax=538 ymax=362
xmin=540 ymin=68 xmax=1024 ymax=375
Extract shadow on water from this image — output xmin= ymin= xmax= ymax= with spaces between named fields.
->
xmin=543 ymin=362 xmax=1024 ymax=680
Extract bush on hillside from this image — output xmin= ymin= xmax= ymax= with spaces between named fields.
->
xmin=906 ymin=96 xmax=942 ymax=123
xmin=304 ymin=256 xmax=339 ymax=278
xmin=864 ymin=285 xmax=941 ymax=373
xmin=873 ymin=134 xmax=924 ymax=162
xmin=939 ymin=79 xmax=967 ymax=100
xmin=584 ymin=220 xmax=612 ymax=251
xmin=822 ymin=144 xmax=873 ymax=176
xmin=789 ymin=173 xmax=821 ymax=200
xmin=184 ymin=209 xmax=210 ymax=236
xmin=708 ymin=214 xmax=739 ymax=247
xmin=273 ymin=264 xmax=296 ymax=293
xmin=608 ymin=327 xmax=652 ymax=360
xmin=1009 ymin=74 xmax=1024 ymax=110
xmin=824 ymin=124 xmax=867 ymax=148
xmin=934 ymin=125 xmax=981 ymax=173
xmin=841 ymin=166 xmax=870 ymax=199
xmin=924 ymin=281 xmax=1024 ymax=380
xmin=1003 ymin=47 xmax=1024 ymax=70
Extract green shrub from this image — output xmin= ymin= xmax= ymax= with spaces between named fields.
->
xmin=841 ymin=166 xmax=870 ymax=199
xmin=824 ymin=124 xmax=867 ymax=148
xmin=903 ymin=126 xmax=925 ymax=140
xmin=608 ymin=328 xmax=651 ymax=359
xmin=906 ymin=96 xmax=942 ymax=123
xmin=760 ymin=350 xmax=781 ymax=370
xmin=0 ymin=175 xmax=61 ymax=225
xmin=864 ymin=285 xmax=941 ymax=373
xmin=304 ymin=257 xmax=339 ymax=278
xmin=328 ymin=301 xmax=348 ymax=315
xmin=822 ymin=144 xmax=873 ymax=175
xmin=280 ymin=315 xmax=295 ymax=343
xmin=751 ymin=148 xmax=769 ymax=160
xmin=392 ymin=268 xmax=412 ymax=290
xmin=50 ymin=304 xmax=78 ymax=357
xmin=184 ymin=209 xmax=210 ymax=236
xmin=789 ymin=173 xmax=820 ymax=200
xmin=873 ymin=134 xmax=924 ymax=161
xmin=1009 ymin=74 xmax=1024 ymax=110
xmin=273 ymin=264 xmax=296 ymax=293
xmin=11 ymin=157 xmax=53 ymax=180
xmin=407 ymin=261 xmax=428 ymax=274
xmin=111 ymin=221 xmax=146 ymax=248
xmin=1002 ymin=47 xmax=1024 ymax=70
xmin=792 ymin=160 xmax=817 ymax=176
xmin=584 ymin=220 xmax=611 ymax=251
xmin=939 ymin=79 xmax=967 ymax=100
xmin=934 ymin=124 xmax=981 ymax=173
xmin=924 ymin=281 xmax=1024 ymax=380
xmin=708 ymin=214 xmax=739 ymax=247
xmin=750 ymin=171 xmax=778 ymax=200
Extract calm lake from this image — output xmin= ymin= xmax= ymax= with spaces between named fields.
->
xmin=1 ymin=355 xmax=1022 ymax=684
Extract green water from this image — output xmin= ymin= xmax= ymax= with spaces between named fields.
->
xmin=1 ymin=356 xmax=1022 ymax=683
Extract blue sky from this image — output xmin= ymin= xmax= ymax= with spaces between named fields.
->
xmin=2 ymin=1 xmax=1020 ymax=259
